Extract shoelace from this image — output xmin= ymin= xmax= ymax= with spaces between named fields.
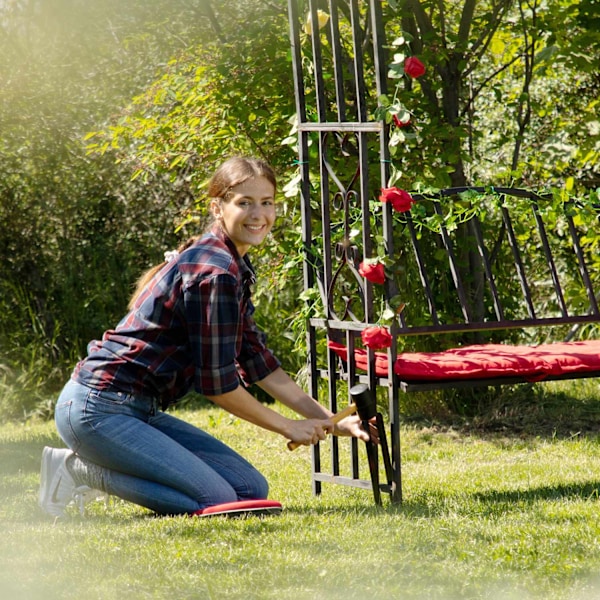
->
xmin=72 ymin=486 xmax=110 ymax=516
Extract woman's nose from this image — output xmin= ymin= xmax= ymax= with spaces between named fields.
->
xmin=249 ymin=203 xmax=267 ymax=218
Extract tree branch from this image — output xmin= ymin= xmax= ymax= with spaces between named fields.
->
xmin=465 ymin=0 xmax=513 ymax=74
xmin=407 ymin=0 xmax=437 ymax=41
xmin=457 ymin=0 xmax=476 ymax=49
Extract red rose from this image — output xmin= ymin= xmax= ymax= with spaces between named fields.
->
xmin=404 ymin=56 xmax=426 ymax=78
xmin=359 ymin=260 xmax=386 ymax=285
xmin=393 ymin=114 xmax=411 ymax=128
xmin=379 ymin=187 xmax=415 ymax=213
xmin=361 ymin=326 xmax=392 ymax=350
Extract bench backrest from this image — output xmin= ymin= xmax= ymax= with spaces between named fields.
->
xmin=315 ymin=186 xmax=600 ymax=348
xmin=388 ymin=187 xmax=600 ymax=340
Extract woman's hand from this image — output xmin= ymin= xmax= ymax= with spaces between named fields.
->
xmin=334 ymin=414 xmax=379 ymax=444
xmin=285 ymin=417 xmax=334 ymax=447
xmin=255 ymin=368 xmax=380 ymax=446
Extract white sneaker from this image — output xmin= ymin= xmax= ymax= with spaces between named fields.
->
xmin=38 ymin=447 xmax=104 ymax=517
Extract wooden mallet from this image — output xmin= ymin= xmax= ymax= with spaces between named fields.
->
xmin=287 ymin=402 xmax=358 ymax=451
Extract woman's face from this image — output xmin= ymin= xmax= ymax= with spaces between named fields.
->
xmin=211 ymin=175 xmax=276 ymax=256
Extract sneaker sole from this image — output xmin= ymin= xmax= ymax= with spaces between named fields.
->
xmin=38 ymin=447 xmax=67 ymax=518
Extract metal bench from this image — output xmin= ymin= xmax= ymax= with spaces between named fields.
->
xmin=306 ymin=186 xmax=600 ymax=504
xmin=285 ymin=0 xmax=600 ymax=504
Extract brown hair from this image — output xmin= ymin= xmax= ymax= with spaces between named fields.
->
xmin=207 ymin=156 xmax=277 ymax=200
xmin=127 ymin=157 xmax=277 ymax=311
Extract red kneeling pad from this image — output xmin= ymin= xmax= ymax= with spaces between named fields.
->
xmin=194 ymin=499 xmax=283 ymax=518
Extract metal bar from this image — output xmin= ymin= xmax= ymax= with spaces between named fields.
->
xmin=396 ymin=369 xmax=600 ymax=392
xmin=372 ymin=0 xmax=401 ymax=503
xmin=321 ymin=136 xmax=334 ymax=320
xmin=347 ymin=331 xmax=360 ymax=480
xmin=358 ymin=133 xmax=373 ymax=321
xmin=470 ymin=214 xmax=504 ymax=321
xmin=411 ymin=187 xmax=552 ymax=201
xmin=309 ymin=0 xmax=328 ymax=121
xmin=405 ymin=215 xmax=440 ymax=325
xmin=432 ymin=201 xmax=473 ymax=322
xmin=286 ymin=0 xmax=313 ymax=315
xmin=349 ymin=0 xmax=368 ymax=122
xmin=327 ymin=343 xmax=340 ymax=477
xmin=328 ymin=0 xmax=347 ymax=121
xmin=298 ymin=122 xmax=382 ymax=132
xmin=531 ymin=198 xmax=569 ymax=316
xmin=370 ymin=0 xmax=399 ymax=326
xmin=288 ymin=0 xmax=324 ymax=497
xmin=500 ymin=205 xmax=537 ymax=318
xmin=370 ymin=0 xmax=389 ymax=100
xmin=566 ymin=209 xmax=600 ymax=315
xmin=311 ymin=313 xmax=600 ymax=333
xmin=312 ymin=473 xmax=386 ymax=491
xmin=320 ymin=369 xmax=600 ymax=391
xmin=287 ymin=0 xmax=307 ymax=124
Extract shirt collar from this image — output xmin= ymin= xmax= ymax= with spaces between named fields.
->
xmin=210 ymin=224 xmax=256 ymax=282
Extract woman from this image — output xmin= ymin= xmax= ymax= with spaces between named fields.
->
xmin=39 ymin=157 xmax=369 ymax=518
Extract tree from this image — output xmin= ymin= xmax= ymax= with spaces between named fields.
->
xmin=0 ymin=0 xmax=311 ymax=418
xmin=384 ymin=0 xmax=600 ymax=191
xmin=85 ymin=1 xmax=307 ymax=373
xmin=0 ymin=0 xmax=247 ymax=417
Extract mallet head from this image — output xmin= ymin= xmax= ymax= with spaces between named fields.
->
xmin=349 ymin=383 xmax=376 ymax=420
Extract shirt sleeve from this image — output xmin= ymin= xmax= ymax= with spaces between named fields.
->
xmin=184 ymin=270 xmax=282 ymax=395
xmin=184 ymin=273 xmax=243 ymax=396
xmin=236 ymin=299 xmax=281 ymax=385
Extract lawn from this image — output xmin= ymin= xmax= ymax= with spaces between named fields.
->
xmin=2 ymin=387 xmax=600 ymax=600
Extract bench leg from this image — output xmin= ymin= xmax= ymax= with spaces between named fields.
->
xmin=390 ymin=404 xmax=402 ymax=503
xmin=363 ymin=413 xmax=395 ymax=505
xmin=376 ymin=412 xmax=394 ymax=494
xmin=363 ymin=419 xmax=382 ymax=505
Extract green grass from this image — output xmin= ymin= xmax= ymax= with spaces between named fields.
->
xmin=3 ymin=389 xmax=600 ymax=600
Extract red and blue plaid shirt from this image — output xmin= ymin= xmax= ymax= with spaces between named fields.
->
xmin=73 ymin=226 xmax=280 ymax=408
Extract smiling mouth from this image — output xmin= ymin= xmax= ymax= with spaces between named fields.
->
xmin=245 ymin=225 xmax=265 ymax=232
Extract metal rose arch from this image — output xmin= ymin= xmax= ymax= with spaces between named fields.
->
xmin=286 ymin=0 xmax=600 ymax=508
xmin=286 ymin=0 xmax=402 ymax=504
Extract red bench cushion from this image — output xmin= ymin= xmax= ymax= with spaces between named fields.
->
xmin=328 ymin=340 xmax=600 ymax=382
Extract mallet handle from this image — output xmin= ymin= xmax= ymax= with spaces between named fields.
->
xmin=287 ymin=402 xmax=358 ymax=451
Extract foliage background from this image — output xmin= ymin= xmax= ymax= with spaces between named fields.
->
xmin=0 ymin=0 xmax=599 ymax=420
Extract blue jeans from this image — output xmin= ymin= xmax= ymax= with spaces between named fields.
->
xmin=55 ymin=379 xmax=268 ymax=515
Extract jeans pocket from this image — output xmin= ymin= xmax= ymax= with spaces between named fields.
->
xmin=55 ymin=398 xmax=82 ymax=452
xmin=83 ymin=388 xmax=154 ymax=423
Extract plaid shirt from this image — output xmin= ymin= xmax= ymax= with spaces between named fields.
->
xmin=73 ymin=227 xmax=280 ymax=408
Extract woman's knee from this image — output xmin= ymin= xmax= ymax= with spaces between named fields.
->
xmin=244 ymin=469 xmax=269 ymax=500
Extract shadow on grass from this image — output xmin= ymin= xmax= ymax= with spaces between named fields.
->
xmin=272 ymin=479 xmax=600 ymax=522
xmin=370 ymin=479 xmax=600 ymax=520
xmin=403 ymin=380 xmax=600 ymax=440
xmin=470 ymin=480 xmax=600 ymax=506
xmin=3 ymin=407 xmax=600 ymax=524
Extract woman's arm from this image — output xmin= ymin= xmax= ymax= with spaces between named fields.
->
xmin=205 ymin=384 xmax=333 ymax=447
xmin=256 ymin=367 xmax=371 ymax=443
